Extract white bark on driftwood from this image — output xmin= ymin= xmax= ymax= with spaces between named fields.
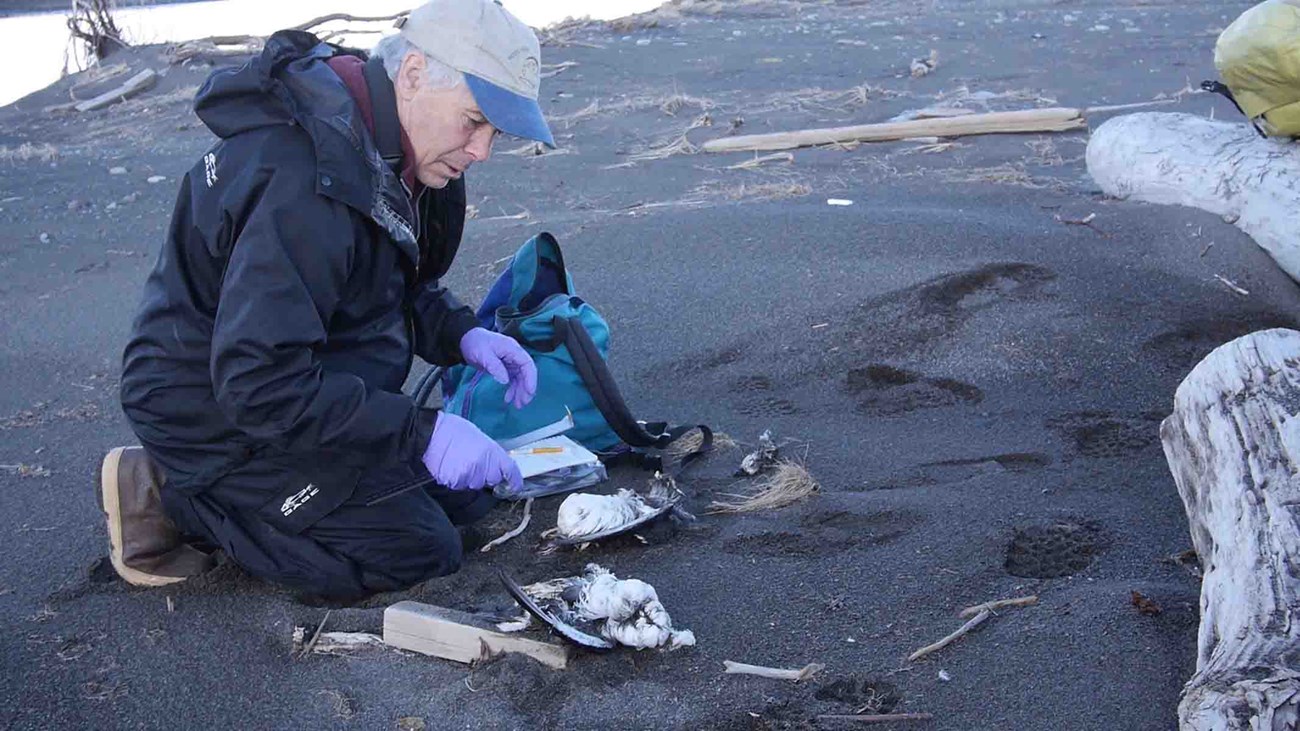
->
xmin=1161 ymin=328 xmax=1300 ymax=730
xmin=1087 ymin=112 xmax=1300 ymax=283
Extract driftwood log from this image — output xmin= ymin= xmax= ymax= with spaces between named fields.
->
xmin=74 ymin=68 xmax=157 ymax=112
xmin=1088 ymin=112 xmax=1300 ymax=284
xmin=700 ymin=107 xmax=1086 ymax=153
xmin=1161 ymin=328 xmax=1300 ymax=729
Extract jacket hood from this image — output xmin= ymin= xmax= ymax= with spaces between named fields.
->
xmin=195 ymin=31 xmax=339 ymax=139
xmin=193 ymin=30 xmax=420 ymax=257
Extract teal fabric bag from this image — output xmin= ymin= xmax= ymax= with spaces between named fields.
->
xmin=415 ymin=232 xmax=712 ymax=499
xmin=438 ymin=232 xmax=624 ymax=451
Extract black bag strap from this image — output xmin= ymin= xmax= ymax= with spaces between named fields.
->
xmin=552 ymin=315 xmax=666 ymax=449
xmin=548 ymin=315 xmax=713 ymax=473
xmin=1202 ymin=80 xmax=1266 ymax=138
xmin=413 ymin=365 xmax=443 ymax=408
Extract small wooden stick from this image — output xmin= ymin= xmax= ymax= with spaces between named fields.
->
xmin=723 ymin=660 xmax=824 ymax=682
xmin=817 ymin=713 xmax=934 ymax=723
xmin=958 ymin=595 xmax=1037 ymax=618
xmin=1213 ymin=275 xmax=1250 ymax=297
xmin=299 ymin=609 xmax=332 ymax=659
xmin=908 ymin=609 xmax=991 ymax=661
xmin=480 ymin=498 xmax=533 ymax=553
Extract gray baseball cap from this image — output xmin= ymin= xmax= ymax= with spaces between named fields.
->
xmin=397 ymin=0 xmax=555 ymax=147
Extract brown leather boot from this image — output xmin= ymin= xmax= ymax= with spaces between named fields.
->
xmin=99 ymin=446 xmax=215 ymax=586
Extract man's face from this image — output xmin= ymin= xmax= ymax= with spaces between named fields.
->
xmin=394 ymin=52 xmax=497 ymax=189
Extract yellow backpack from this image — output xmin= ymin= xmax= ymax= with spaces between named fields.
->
xmin=1211 ymin=0 xmax=1300 ymax=137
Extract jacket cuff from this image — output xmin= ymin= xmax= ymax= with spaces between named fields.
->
xmin=406 ymin=406 xmax=441 ymax=464
xmin=440 ymin=308 xmax=479 ymax=364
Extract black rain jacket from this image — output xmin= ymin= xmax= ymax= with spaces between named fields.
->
xmin=120 ymin=31 xmax=477 ymax=508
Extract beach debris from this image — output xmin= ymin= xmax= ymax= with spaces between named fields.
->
xmin=540 ymin=61 xmax=579 ymax=79
xmin=0 ymin=462 xmax=51 ymax=478
xmin=383 ymin=600 xmax=571 ymax=669
xmin=958 ymin=595 xmax=1038 ymax=618
xmin=109 ymin=166 xmax=127 ymax=175
xmin=1130 ymin=590 xmax=1163 ymax=616
xmin=306 ymin=631 xmax=387 ymax=656
xmin=938 ymin=670 xmax=952 ymax=682
xmin=167 ymin=35 xmax=264 ymax=64
xmin=75 ymin=69 xmax=158 ymax=113
xmin=1055 ymin=212 xmax=1106 ymax=236
xmin=480 ymin=497 xmax=533 ymax=553
xmin=628 ymin=113 xmax=712 ymax=162
xmin=1163 ymin=548 xmax=1203 ymax=579
xmin=735 ymin=429 xmax=780 ymax=477
xmin=701 ymin=108 xmax=1087 ymax=154
xmin=723 ymin=660 xmax=824 ymax=682
xmin=667 ymin=427 xmax=735 ymax=461
xmin=38 ymin=233 xmax=52 ymax=244
xmin=827 ymin=198 xmax=854 ymax=206
xmin=909 ymin=594 xmax=1038 ymax=662
xmin=710 ymin=461 xmax=818 ymax=514
xmin=816 ymin=713 xmax=935 ymax=724
xmin=907 ymin=609 xmax=991 ymax=662
xmin=504 ymin=564 xmax=695 ymax=651
xmin=554 ymin=474 xmax=691 ymax=545
xmin=147 ymin=175 xmax=167 ymax=184
xmin=889 ymin=106 xmax=975 ymax=123
xmin=494 ymin=614 xmax=532 ymax=633
xmin=909 ymin=50 xmax=939 ymax=78
xmin=1213 ymin=274 xmax=1250 ymax=297
xmin=1055 ymin=213 xmax=1108 ymax=236
xmin=906 ymin=140 xmax=959 ymax=154
xmin=725 ymin=152 xmax=795 ymax=170
xmin=296 ymin=610 xmax=332 ymax=658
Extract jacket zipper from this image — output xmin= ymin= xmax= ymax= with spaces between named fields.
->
xmin=400 ymin=180 xmax=427 ymax=383
xmin=461 ymin=370 xmax=485 ymax=418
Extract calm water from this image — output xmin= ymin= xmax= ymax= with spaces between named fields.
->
xmin=0 ymin=0 xmax=664 ymax=106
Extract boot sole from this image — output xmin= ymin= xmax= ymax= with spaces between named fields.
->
xmin=100 ymin=447 xmax=187 ymax=588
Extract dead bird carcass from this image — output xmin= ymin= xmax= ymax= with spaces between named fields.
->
xmin=551 ymin=473 xmax=693 ymax=545
xmin=499 ymin=564 xmax=696 ymax=651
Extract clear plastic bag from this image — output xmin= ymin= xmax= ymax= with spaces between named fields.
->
xmin=493 ymin=461 xmax=608 ymax=501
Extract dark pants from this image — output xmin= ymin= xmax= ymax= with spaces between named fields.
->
xmin=161 ymin=458 xmax=495 ymax=600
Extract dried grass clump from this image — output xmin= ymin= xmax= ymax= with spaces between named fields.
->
xmin=716 ymin=182 xmax=812 ymax=201
xmin=761 ymin=83 xmax=883 ymax=115
xmin=499 ymin=141 xmax=574 ymax=158
xmin=658 ymin=93 xmax=714 ymax=117
xmin=0 ymin=143 xmax=59 ymax=163
xmin=552 ymin=100 xmax=601 ymax=129
xmin=934 ymin=163 xmax=1051 ymax=189
xmin=629 ymin=134 xmax=698 ymax=161
xmin=726 ymin=152 xmax=794 ymax=170
xmin=706 ymin=460 xmax=818 ymax=514
xmin=628 ymin=113 xmax=712 ymax=161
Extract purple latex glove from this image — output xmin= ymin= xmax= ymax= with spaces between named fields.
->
xmin=459 ymin=327 xmax=538 ymax=409
xmin=422 ymin=412 xmax=523 ymax=492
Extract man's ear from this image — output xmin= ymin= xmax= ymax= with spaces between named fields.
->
xmin=396 ymin=51 xmax=426 ymax=101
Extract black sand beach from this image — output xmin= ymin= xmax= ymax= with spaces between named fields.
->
xmin=0 ymin=1 xmax=1286 ymax=728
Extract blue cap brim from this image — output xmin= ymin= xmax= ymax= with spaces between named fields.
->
xmin=463 ymin=73 xmax=555 ymax=149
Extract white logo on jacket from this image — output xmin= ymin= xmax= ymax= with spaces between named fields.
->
xmin=204 ymin=153 xmax=219 ymax=188
xmin=281 ymin=483 xmax=319 ymax=516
